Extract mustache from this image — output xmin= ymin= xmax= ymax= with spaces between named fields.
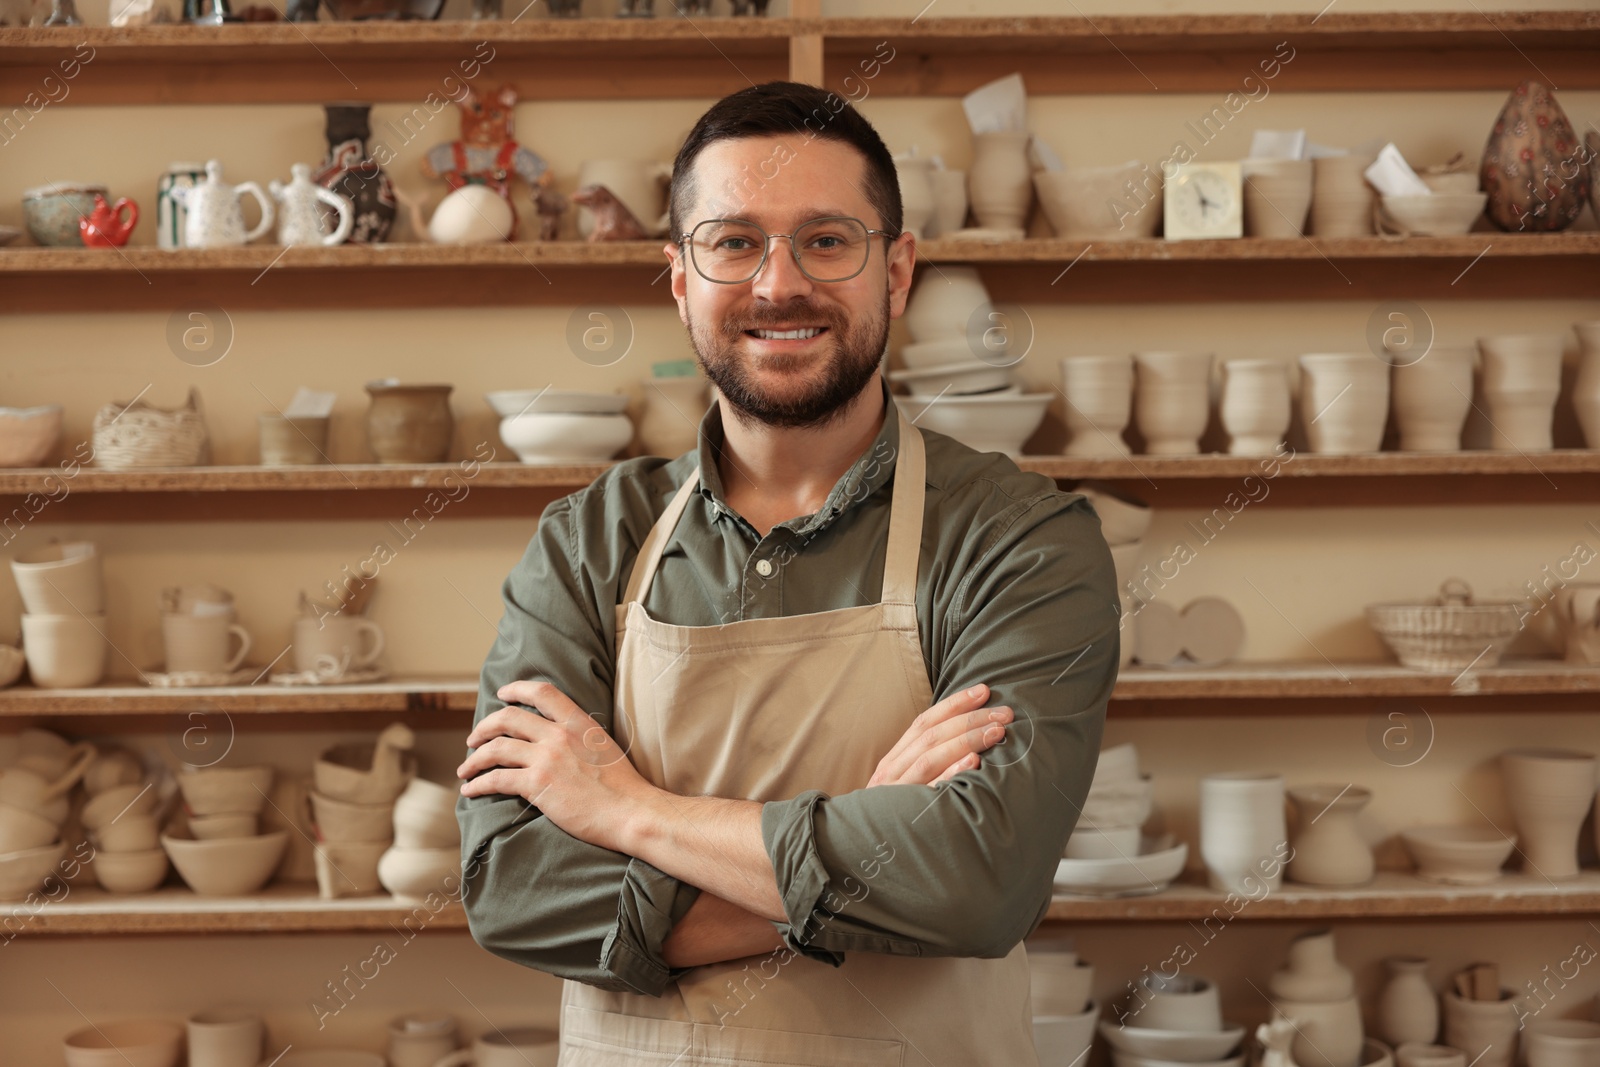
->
xmin=727 ymin=304 xmax=847 ymax=333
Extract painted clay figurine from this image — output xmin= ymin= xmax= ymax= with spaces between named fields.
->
xmin=571 ymin=184 xmax=649 ymax=242
xmin=419 ymin=83 xmax=552 ymax=240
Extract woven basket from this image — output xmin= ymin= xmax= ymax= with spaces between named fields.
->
xmin=92 ymin=387 xmax=209 ymax=469
xmin=1365 ymin=578 xmax=1522 ymax=672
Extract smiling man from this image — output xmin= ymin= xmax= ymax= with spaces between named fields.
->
xmin=456 ymin=81 xmax=1118 ymax=1066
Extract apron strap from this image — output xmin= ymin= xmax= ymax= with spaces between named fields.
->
xmin=624 ymin=467 xmax=702 ymax=607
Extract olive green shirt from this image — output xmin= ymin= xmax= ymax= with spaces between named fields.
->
xmin=457 ymin=380 xmax=1118 ymax=997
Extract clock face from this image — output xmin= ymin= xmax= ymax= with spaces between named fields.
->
xmin=1165 ymin=163 xmax=1243 ymax=240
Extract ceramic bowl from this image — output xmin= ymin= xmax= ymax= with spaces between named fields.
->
xmin=22 ymin=183 xmax=107 ymax=247
xmin=1380 ymin=193 xmax=1487 ymax=236
xmin=62 ymin=1019 xmax=183 ymax=1067
xmin=0 ymin=645 xmax=22 ymax=689
xmin=1065 ymin=825 xmax=1141 ymax=859
xmin=1077 ymin=484 xmax=1153 ymax=545
xmin=0 ymin=841 xmax=66 ymax=901
xmin=498 ymin=413 xmax=632 ymax=464
xmin=0 ymin=405 xmax=63 ymax=467
xmin=1131 ymin=973 xmax=1224 ymax=1032
xmin=887 ymin=360 xmax=1015 ymax=397
xmin=485 ymin=389 xmax=629 ymax=417
xmin=92 ymin=814 xmax=160 ymax=852
xmin=188 ymin=812 xmax=258 ymax=840
xmin=310 ymin=789 xmax=394 ymax=844
xmin=1523 ymin=1020 xmax=1600 ymax=1067
xmin=1401 ymin=825 xmax=1517 ymax=884
xmin=313 ymin=839 xmax=388 ymax=899
xmin=82 ymin=782 xmax=160 ymax=830
xmin=1035 ymin=163 xmax=1163 ymax=240
xmin=900 ymin=337 xmax=981 ymax=371
xmin=0 ymin=800 xmax=59 ymax=852
xmin=177 ymin=765 xmax=273 ymax=816
xmin=1031 ymin=954 xmax=1094 ymax=1016
xmin=393 ymin=794 xmax=460 ymax=849
xmin=892 ymin=393 xmax=1051 ymax=456
xmin=92 ymin=847 xmax=170 ymax=893
xmin=314 ymin=742 xmax=417 ymax=805
xmin=1094 ymin=742 xmax=1143 ymax=783
xmin=1082 ymin=775 xmax=1155 ymax=829
xmin=1034 ymin=1000 xmax=1100 ymax=1064
xmin=1364 ymin=1039 xmax=1397 ymax=1067
xmin=162 ymin=829 xmax=287 ymax=896
xmin=377 ymin=844 xmax=461 ymax=902
xmin=1098 ymin=1019 xmax=1245 ymax=1061
xmin=1055 ymin=836 xmax=1188 ymax=898
xmin=11 ymin=540 xmax=102 ymax=616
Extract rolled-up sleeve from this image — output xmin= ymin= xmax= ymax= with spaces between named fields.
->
xmin=457 ymin=492 xmax=701 ymax=996
xmin=759 ymin=493 xmax=1116 ymax=961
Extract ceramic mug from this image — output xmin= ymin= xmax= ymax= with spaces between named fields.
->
xmin=293 ymin=615 xmax=385 ymax=676
xmin=187 ymin=1007 xmax=264 ymax=1067
xmin=431 ymin=1028 xmax=559 ymax=1067
xmin=20 ymin=613 xmax=109 ymax=688
xmin=387 ymin=1012 xmax=459 ymax=1067
xmin=11 ymin=541 xmax=103 ymax=615
xmin=163 ymin=612 xmax=252 ymax=674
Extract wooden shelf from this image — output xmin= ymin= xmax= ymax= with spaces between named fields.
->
xmin=2 ymin=12 xmax=1595 ymax=106
xmin=1043 ymin=870 xmax=1600 ymax=923
xmin=0 ymin=676 xmax=479 ymax=716
xmin=9 ymin=882 xmax=466 ymax=936
xmin=2 ymin=233 xmax=1595 ymax=311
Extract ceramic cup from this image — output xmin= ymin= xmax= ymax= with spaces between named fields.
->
xmin=1391 ymin=346 xmax=1474 ymax=452
xmin=187 ymin=1007 xmax=265 ymax=1067
xmin=386 ymin=1012 xmax=459 ymax=1067
xmin=162 ymin=612 xmax=252 ymax=674
xmin=969 ymin=130 xmax=1034 ymax=231
xmin=1200 ymin=771 xmax=1288 ymax=894
xmin=259 ymin=414 xmax=330 ymax=466
xmin=11 ymin=541 xmax=102 ymax=615
xmin=1477 ymin=334 xmax=1564 ymax=451
xmin=1242 ymin=158 xmax=1314 ymax=238
xmin=931 ymin=169 xmax=969 ymax=237
xmin=1221 ymin=359 xmax=1291 ymax=455
xmin=293 ymin=615 xmax=385 ymax=677
xmin=431 ymin=1027 xmax=560 ymax=1067
xmin=1442 ymin=990 xmax=1519 ymax=1067
xmin=1134 ymin=351 xmax=1214 ymax=455
xmin=1523 ymin=1020 xmax=1600 ymax=1067
xmin=1061 ymin=356 xmax=1134 ymax=457
xmin=1500 ymin=748 xmax=1597 ymax=880
xmin=1298 ymin=353 xmax=1389 ymax=454
xmin=20 ymin=613 xmax=109 ymax=688
xmin=92 ymin=813 xmax=161 ymax=852
xmin=1311 ymin=154 xmax=1377 ymax=237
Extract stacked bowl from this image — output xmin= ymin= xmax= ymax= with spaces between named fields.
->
xmin=1100 ymin=973 xmax=1245 ymax=1067
xmin=1030 ymin=940 xmax=1098 ymax=1066
xmin=1056 ymin=744 xmax=1186 ymax=897
xmin=0 ymin=735 xmax=95 ymax=900
xmin=378 ymin=776 xmax=463 ymax=903
xmin=13 ymin=541 xmax=109 ymax=688
xmin=164 ymin=765 xmax=287 ymax=896
xmin=85 ymin=773 xmax=169 ymax=894
xmin=311 ymin=724 xmax=417 ymax=899
xmin=487 ymin=390 xmax=632 ymax=465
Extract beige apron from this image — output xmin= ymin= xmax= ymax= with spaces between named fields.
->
xmin=559 ymin=407 xmax=1038 ymax=1067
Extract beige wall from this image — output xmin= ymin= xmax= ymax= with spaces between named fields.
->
xmin=5 ymin=0 xmax=1600 ymax=1057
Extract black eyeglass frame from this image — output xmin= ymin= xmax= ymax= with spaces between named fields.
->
xmin=676 ymin=215 xmax=901 ymax=285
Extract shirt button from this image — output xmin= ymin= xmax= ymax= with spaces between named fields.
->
xmin=755 ymin=559 xmax=774 ymax=578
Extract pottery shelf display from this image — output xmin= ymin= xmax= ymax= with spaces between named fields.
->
xmin=311 ymin=723 xmax=417 ymax=899
xmin=1055 ymin=742 xmax=1187 ymax=898
xmin=0 ymin=729 xmax=97 ymax=901
xmin=13 ymin=541 xmax=109 ymax=689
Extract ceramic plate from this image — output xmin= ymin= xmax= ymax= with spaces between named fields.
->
xmin=1098 ymin=1020 xmax=1246 ymax=1062
xmin=485 ymin=389 xmax=628 ymax=417
xmin=1053 ymin=835 xmax=1186 ymax=897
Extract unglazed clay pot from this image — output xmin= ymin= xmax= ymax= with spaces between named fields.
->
xmin=1270 ymin=929 xmax=1356 ymax=1001
xmin=1391 ymin=346 xmax=1473 ymax=452
xmin=1298 ymin=353 xmax=1388 ymax=454
xmin=1377 ymin=958 xmax=1439 ymax=1048
xmin=969 ymin=131 xmax=1034 ymax=230
xmin=1221 ymin=359 xmax=1291 ymax=455
xmin=1569 ymin=320 xmax=1600 ymax=448
xmin=1499 ymin=748 xmax=1596 ymax=879
xmin=1134 ymin=351 xmax=1214 ymax=455
xmin=1274 ymin=996 xmax=1364 ymax=1067
xmin=1477 ymin=334 xmax=1564 ymax=451
xmin=1311 ymin=153 xmax=1377 ymax=237
xmin=365 ymin=382 xmax=453 ymax=463
xmin=1480 ymin=79 xmax=1590 ymax=232
xmin=1061 ymin=355 xmax=1133 ymax=457
xmin=1035 ymin=162 xmax=1162 ymax=240
xmin=1442 ymin=991 xmax=1519 ymax=1067
xmin=904 ymin=265 xmax=991 ymax=342
xmin=1242 ymin=158 xmax=1313 ymax=238
xmin=1199 ymin=771 xmax=1286 ymax=894
xmin=1287 ymin=784 xmax=1374 ymax=887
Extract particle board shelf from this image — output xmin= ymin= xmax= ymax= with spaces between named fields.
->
xmin=1042 ymin=870 xmax=1600 ymax=923
xmin=3 ymin=11 xmax=1595 ymax=106
xmin=0 ymin=676 xmax=479 ymax=716
xmin=3 ymin=233 xmax=1596 ymax=311
xmin=6 ymin=882 xmax=467 ymax=937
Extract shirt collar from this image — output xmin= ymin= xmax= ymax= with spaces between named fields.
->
xmin=693 ymin=377 xmax=902 ymax=537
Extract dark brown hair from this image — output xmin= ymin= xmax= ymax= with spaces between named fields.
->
xmin=668 ymin=81 xmax=902 ymax=242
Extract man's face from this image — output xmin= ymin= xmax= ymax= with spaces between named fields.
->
xmin=667 ymin=135 xmax=915 ymax=430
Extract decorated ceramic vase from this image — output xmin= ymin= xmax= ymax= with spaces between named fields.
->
xmin=315 ymin=103 xmax=397 ymax=245
xmin=1479 ymin=79 xmax=1590 ymax=232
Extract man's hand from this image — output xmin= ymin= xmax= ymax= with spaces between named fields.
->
xmin=866 ymin=683 xmax=1012 ymax=788
xmin=457 ymin=680 xmax=660 ymax=854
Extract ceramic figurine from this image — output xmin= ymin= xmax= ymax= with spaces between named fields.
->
xmin=314 ymin=104 xmax=397 ymax=244
xmin=42 ymin=0 xmax=81 ymax=23
xmin=1259 ymin=1019 xmax=1301 ymax=1067
xmin=77 ymin=193 xmax=138 ymax=248
xmin=575 ymin=159 xmax=672 ymax=238
xmin=533 ymin=186 xmax=567 ymax=241
xmin=616 ymin=0 xmax=652 ymax=15
xmin=168 ymin=159 xmax=273 ymax=248
xmin=418 ymin=83 xmax=550 ymax=241
xmin=572 ymin=184 xmax=650 ymax=242
xmin=731 ymin=0 xmax=769 ymax=13
xmin=1480 ymin=79 xmax=1590 ymax=232
xmin=271 ymin=163 xmax=354 ymax=246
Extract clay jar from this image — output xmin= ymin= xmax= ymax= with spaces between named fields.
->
xmin=1287 ymin=784 xmax=1375 ymax=887
xmin=1061 ymin=355 xmax=1134 ymax=457
xmin=1134 ymin=351 xmax=1214 ymax=455
xmin=1572 ymin=321 xmax=1600 ymax=448
xmin=1270 ymin=929 xmax=1356 ymax=1001
xmin=1442 ymin=991 xmax=1519 ymax=1067
xmin=1298 ymin=353 xmax=1389 ymax=454
xmin=1476 ymin=334 xmax=1564 ymax=450
xmin=903 ymin=266 xmax=991 ymax=342
xmin=1499 ymin=748 xmax=1596 ymax=879
xmin=1391 ymin=346 xmax=1474 ymax=452
xmin=968 ymin=130 xmax=1034 ymax=231
xmin=1377 ymin=958 xmax=1439 ymax=1047
xmin=1311 ymin=153 xmax=1377 ymax=237
xmin=364 ymin=382 xmax=453 ymax=463
xmin=1220 ymin=359 xmax=1291 ymax=455
xmin=1199 ymin=771 xmax=1287 ymax=894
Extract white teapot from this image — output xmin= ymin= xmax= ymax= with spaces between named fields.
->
xmin=168 ymin=159 xmax=273 ymax=248
xmin=270 ymin=162 xmax=354 ymax=247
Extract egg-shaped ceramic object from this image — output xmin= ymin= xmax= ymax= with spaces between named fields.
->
xmin=1479 ymin=78 xmax=1590 ymax=232
xmin=427 ymin=184 xmax=513 ymax=245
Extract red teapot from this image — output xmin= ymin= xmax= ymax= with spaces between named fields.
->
xmin=78 ymin=193 xmax=138 ymax=248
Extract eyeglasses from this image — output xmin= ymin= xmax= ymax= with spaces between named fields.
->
xmin=679 ymin=216 xmax=898 ymax=285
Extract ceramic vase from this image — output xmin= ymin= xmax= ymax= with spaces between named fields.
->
xmin=1270 ymin=929 xmax=1356 ymax=1001
xmin=1061 ymin=356 xmax=1133 ymax=457
xmin=1298 ymin=353 xmax=1389 ymax=454
xmin=968 ymin=131 xmax=1033 ymax=231
xmin=1477 ymin=334 xmax=1564 ymax=451
xmin=930 ymin=169 xmax=969 ymax=237
xmin=1442 ymin=991 xmax=1520 ymax=1067
xmin=1199 ymin=771 xmax=1287 ymax=894
xmin=894 ymin=152 xmax=937 ymax=241
xmin=1242 ymin=158 xmax=1314 ymax=238
xmin=1377 ymin=958 xmax=1439 ymax=1047
xmin=1392 ymin=346 xmax=1474 ymax=452
xmin=1480 ymin=79 xmax=1590 ymax=232
xmin=365 ymin=382 xmax=453 ymax=464
xmin=1274 ymin=996 xmax=1365 ymax=1067
xmin=1499 ymin=748 xmax=1596 ymax=880
xmin=637 ymin=375 xmax=710 ymax=458
xmin=1573 ymin=321 xmax=1600 ymax=448
xmin=316 ymin=104 xmax=397 ymax=245
xmin=1134 ymin=351 xmax=1214 ymax=455
xmin=1287 ymin=784 xmax=1375 ymax=887
xmin=1311 ymin=153 xmax=1377 ymax=238
xmin=904 ymin=266 xmax=991 ymax=342
xmin=1221 ymin=359 xmax=1291 ymax=455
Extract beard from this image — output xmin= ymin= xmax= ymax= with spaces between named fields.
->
xmin=687 ymin=293 xmax=889 ymax=431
